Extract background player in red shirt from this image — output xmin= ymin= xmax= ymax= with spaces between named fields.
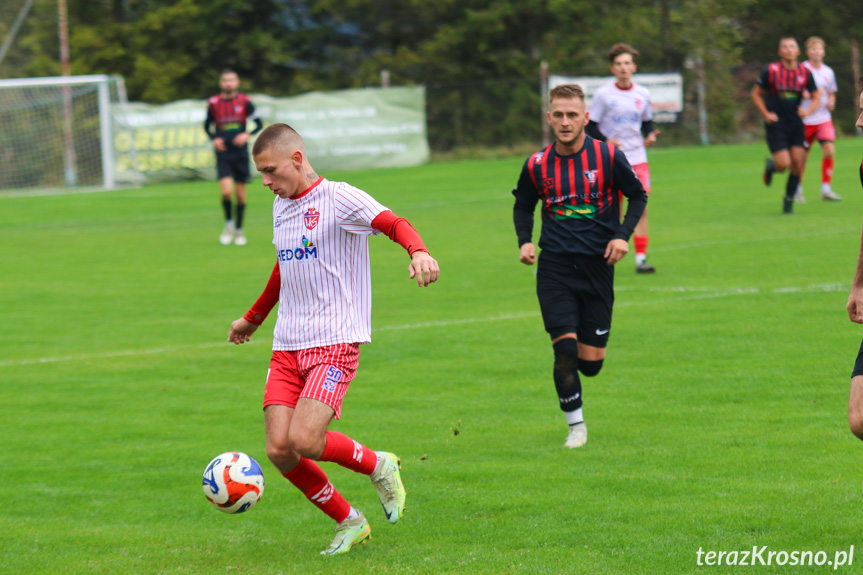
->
xmin=204 ymin=69 xmax=263 ymax=246
xmin=751 ymin=37 xmax=820 ymax=214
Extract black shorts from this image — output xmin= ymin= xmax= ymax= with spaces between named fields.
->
xmin=536 ymin=251 xmax=614 ymax=347
xmin=216 ymin=149 xmax=251 ymax=183
xmin=765 ymin=119 xmax=805 ymax=154
xmin=852 ymin=339 xmax=863 ymax=378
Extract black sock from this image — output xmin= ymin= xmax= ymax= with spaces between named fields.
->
xmin=222 ymin=198 xmax=232 ymax=222
xmin=786 ymin=174 xmax=800 ymax=199
xmin=236 ymin=203 xmax=246 ymax=230
xmin=553 ymin=339 xmax=582 ymax=412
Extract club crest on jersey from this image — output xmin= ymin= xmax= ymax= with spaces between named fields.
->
xmin=304 ymin=208 xmax=320 ymax=230
xmin=583 ymin=170 xmax=597 ymax=185
xmin=277 ymin=235 xmax=318 ymax=263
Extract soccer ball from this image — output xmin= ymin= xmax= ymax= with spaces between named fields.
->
xmin=202 ymin=452 xmax=265 ymax=514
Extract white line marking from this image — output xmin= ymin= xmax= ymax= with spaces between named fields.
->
xmin=1 ymin=282 xmax=849 ymax=368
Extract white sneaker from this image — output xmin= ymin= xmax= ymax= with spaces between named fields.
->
xmin=370 ymin=452 xmax=406 ymax=524
xmin=320 ymin=512 xmax=371 ymax=555
xmin=793 ymin=185 xmax=805 ymax=203
xmin=821 ymin=188 xmax=842 ymax=202
xmin=564 ymin=423 xmax=587 ymax=448
xmin=219 ymin=221 xmax=235 ymax=245
xmin=233 ymin=230 xmax=247 ymax=246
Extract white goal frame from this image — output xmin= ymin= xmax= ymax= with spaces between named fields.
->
xmin=0 ymin=74 xmax=140 ymax=191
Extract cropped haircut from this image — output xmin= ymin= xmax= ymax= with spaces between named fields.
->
xmin=252 ymin=123 xmax=304 ymax=157
xmin=608 ymin=43 xmax=639 ymax=63
xmin=549 ymin=84 xmax=585 ymax=104
xmin=805 ymin=36 xmax=825 ymax=50
xmin=778 ymin=36 xmax=798 ymax=47
xmin=220 ymin=68 xmax=237 ymax=78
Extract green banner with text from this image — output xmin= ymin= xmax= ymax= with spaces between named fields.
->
xmin=113 ymin=86 xmax=429 ymax=183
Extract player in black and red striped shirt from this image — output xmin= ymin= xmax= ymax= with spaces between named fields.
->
xmin=512 ymin=84 xmax=647 ymax=449
xmin=204 ymin=69 xmax=263 ymax=245
xmin=751 ymin=37 xmax=820 ymax=214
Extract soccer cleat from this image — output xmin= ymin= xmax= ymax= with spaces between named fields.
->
xmin=783 ymin=197 xmax=794 ymax=214
xmin=793 ymin=185 xmax=805 ymax=203
xmin=635 ymin=261 xmax=656 ymax=274
xmin=821 ymin=189 xmax=842 ymax=202
xmin=233 ymin=230 xmax=248 ymax=246
xmin=564 ymin=423 xmax=587 ymax=448
xmin=762 ymin=158 xmax=774 ymax=186
xmin=320 ymin=512 xmax=371 ymax=555
xmin=219 ymin=222 xmax=235 ymax=245
xmin=370 ymin=452 xmax=406 ymax=524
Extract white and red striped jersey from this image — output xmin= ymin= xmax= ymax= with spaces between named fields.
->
xmin=271 ymin=178 xmax=387 ymax=350
xmin=589 ymin=82 xmax=653 ymax=166
xmin=801 ymin=61 xmax=837 ymax=126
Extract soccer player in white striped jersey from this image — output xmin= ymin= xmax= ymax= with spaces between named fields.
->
xmin=587 ymin=43 xmax=660 ymax=274
xmin=226 ymin=123 xmax=439 ymax=555
xmin=798 ymin=36 xmax=842 ymax=202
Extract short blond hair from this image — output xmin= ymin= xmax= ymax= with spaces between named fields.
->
xmin=549 ymin=84 xmax=585 ymax=104
xmin=805 ymin=36 xmax=825 ymax=50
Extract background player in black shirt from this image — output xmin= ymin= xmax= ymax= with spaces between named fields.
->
xmin=204 ymin=69 xmax=263 ymax=245
xmin=512 ymin=84 xmax=647 ymax=448
xmin=751 ymin=37 xmax=820 ymax=214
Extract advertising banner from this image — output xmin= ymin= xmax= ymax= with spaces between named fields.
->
xmin=112 ymin=86 xmax=429 ymax=183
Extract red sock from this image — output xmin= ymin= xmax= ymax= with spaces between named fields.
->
xmin=320 ymin=431 xmax=377 ymax=475
xmin=822 ymin=157 xmax=834 ymax=185
xmin=633 ymin=235 xmax=648 ymax=257
xmin=284 ymin=457 xmax=351 ymax=522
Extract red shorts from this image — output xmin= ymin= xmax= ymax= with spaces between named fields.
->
xmin=804 ymin=122 xmax=835 ymax=146
xmin=263 ymin=343 xmax=360 ymax=419
xmin=619 ymin=162 xmax=651 ymax=207
xmin=632 ymin=162 xmax=651 ymax=194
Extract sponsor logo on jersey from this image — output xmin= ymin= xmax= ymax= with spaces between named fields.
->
xmin=274 ymin=215 xmax=282 ymax=228
xmin=554 ymin=204 xmax=597 ymax=220
xmin=543 ymin=177 xmax=555 ymax=194
xmin=277 ymin=236 xmax=318 ymax=263
xmin=322 ymin=365 xmax=343 ymax=393
xmin=304 ymin=208 xmax=320 ymax=230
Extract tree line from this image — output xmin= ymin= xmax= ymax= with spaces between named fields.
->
xmin=2 ymin=0 xmax=863 ymax=150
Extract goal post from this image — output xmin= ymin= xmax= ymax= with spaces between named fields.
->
xmin=0 ymin=74 xmax=141 ymax=192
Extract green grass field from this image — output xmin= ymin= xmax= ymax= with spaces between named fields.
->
xmin=4 ymin=139 xmax=863 ymax=574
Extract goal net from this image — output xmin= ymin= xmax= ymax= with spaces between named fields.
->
xmin=0 ymin=74 xmax=142 ymax=192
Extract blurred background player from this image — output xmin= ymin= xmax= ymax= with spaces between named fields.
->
xmin=228 ymin=124 xmax=439 ymax=554
xmin=587 ymin=43 xmax=660 ymax=274
xmin=512 ymin=85 xmax=647 ymax=448
xmin=796 ymin=36 xmax=842 ymax=203
xmin=845 ymin=77 xmax=863 ymax=440
xmin=751 ymin=37 xmax=820 ymax=214
xmin=204 ymin=69 xmax=263 ymax=246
